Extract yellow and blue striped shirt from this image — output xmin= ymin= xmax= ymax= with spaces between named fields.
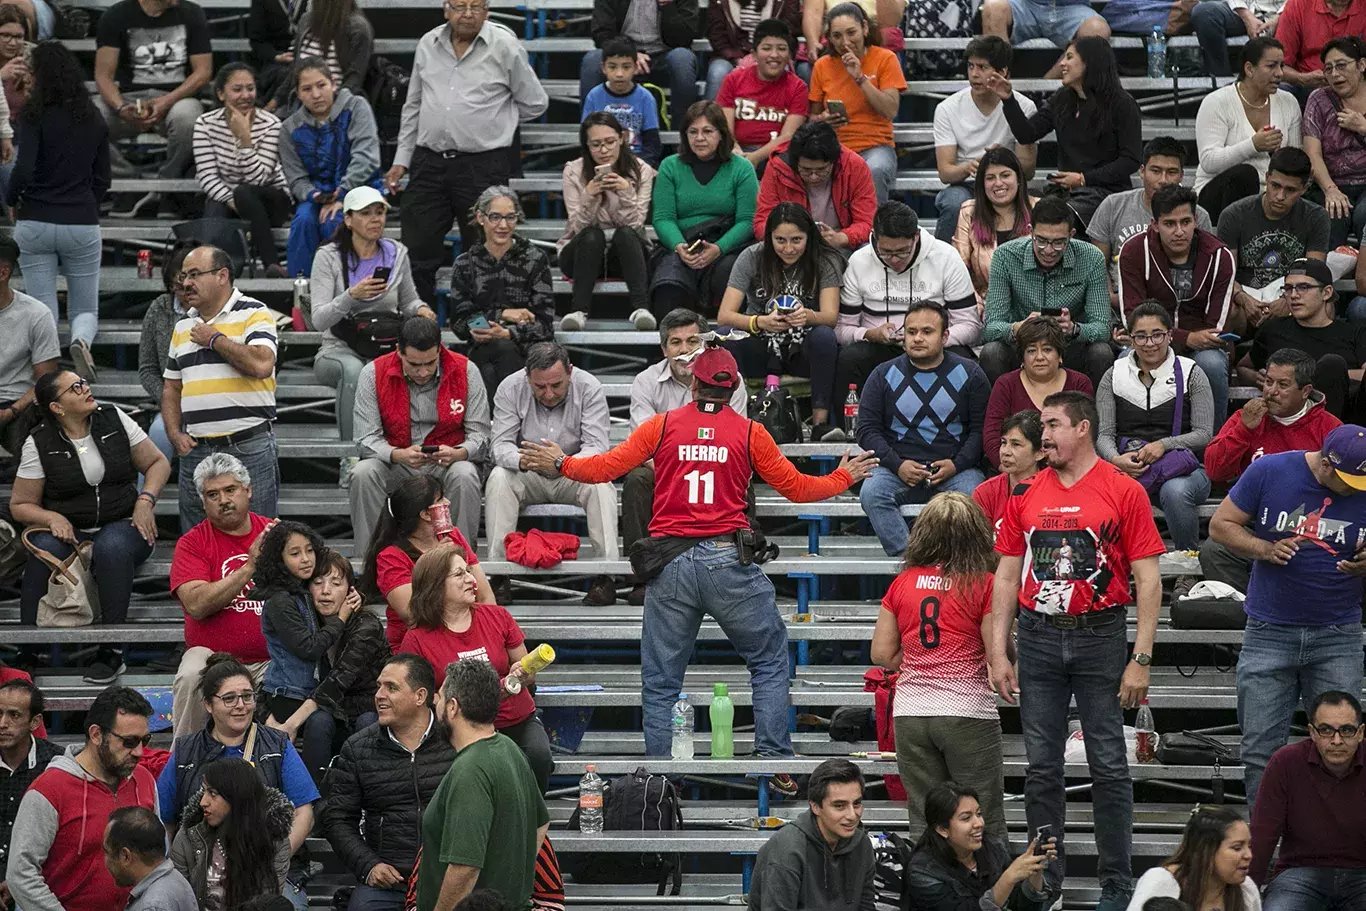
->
xmin=164 ymin=289 xmax=278 ymax=438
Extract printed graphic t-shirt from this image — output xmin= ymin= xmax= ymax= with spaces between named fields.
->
xmin=996 ymin=460 xmax=1166 ymax=615
xmin=398 ymin=603 xmax=533 ymax=728
xmin=96 ymin=0 xmax=212 ymax=93
xmin=170 ymin=513 xmax=273 ymax=662
xmin=1229 ymin=450 xmax=1366 ymax=626
xmin=581 ymin=83 xmax=660 ymax=155
xmin=717 ymin=66 xmax=811 ymax=149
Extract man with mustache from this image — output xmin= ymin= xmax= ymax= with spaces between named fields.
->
xmin=167 ymin=453 xmax=277 ymax=740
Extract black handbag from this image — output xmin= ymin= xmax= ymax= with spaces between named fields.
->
xmin=750 ymin=384 xmax=803 ymax=444
xmin=1169 ymin=597 xmax=1247 ymax=630
xmin=1156 ymin=730 xmax=1240 ymax=765
xmin=330 ymin=313 xmax=404 ymax=360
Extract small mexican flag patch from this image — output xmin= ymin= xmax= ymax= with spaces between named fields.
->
xmin=698 ymin=427 xmax=715 ymax=440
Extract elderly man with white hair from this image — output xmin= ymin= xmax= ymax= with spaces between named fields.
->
xmin=168 ymin=453 xmax=277 ymax=739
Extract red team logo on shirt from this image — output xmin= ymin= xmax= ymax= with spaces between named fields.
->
xmin=221 ymin=554 xmax=264 ymax=615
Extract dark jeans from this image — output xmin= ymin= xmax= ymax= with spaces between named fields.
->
xmin=623 ymin=464 xmax=656 ymax=555
xmin=1264 ymin=867 xmax=1366 ymax=911
xmin=725 ymin=326 xmax=838 ymax=412
xmin=979 ymin=338 xmax=1116 ymax=391
xmin=468 ymin=337 xmax=525 ymax=397
xmin=1016 ymin=607 xmax=1133 ymax=892
xmin=649 ymin=252 xmax=738 ymax=319
xmin=20 ymin=521 xmax=154 ymax=627
xmin=1312 ymin=353 xmax=1353 ymax=420
xmin=1191 ymin=0 xmax=1246 ymax=76
xmin=500 ymin=711 xmax=552 ymax=794
xmin=559 ymin=225 xmax=650 ymax=313
xmin=265 ymin=694 xmax=338 ymax=790
xmin=402 ymin=146 xmax=514 ymax=304
xmin=1198 ymin=163 xmax=1261 ymax=227
xmin=204 ymin=184 xmax=292 ymax=268
xmin=1199 ymin=537 xmax=1251 ymax=593
xmin=348 ymin=886 xmax=406 ymax=911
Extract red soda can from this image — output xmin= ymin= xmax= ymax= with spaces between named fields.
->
xmin=137 ymin=249 xmax=153 ymax=279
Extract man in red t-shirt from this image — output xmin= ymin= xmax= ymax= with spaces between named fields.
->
xmin=716 ymin=19 xmax=810 ymax=170
xmin=521 ymin=347 xmax=876 ymax=762
xmin=988 ymin=391 xmax=1164 ymax=911
xmin=168 ymin=454 xmax=277 ymax=739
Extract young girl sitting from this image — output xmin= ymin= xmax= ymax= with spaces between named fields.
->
xmin=256 ymin=521 xmax=352 ymax=786
xmin=309 ymin=547 xmax=390 ymax=731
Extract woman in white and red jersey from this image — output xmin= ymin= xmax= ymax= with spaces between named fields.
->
xmin=870 ymin=491 xmax=1003 ymax=840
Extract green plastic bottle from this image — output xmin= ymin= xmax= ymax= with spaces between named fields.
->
xmin=710 ymin=682 xmax=734 ymax=759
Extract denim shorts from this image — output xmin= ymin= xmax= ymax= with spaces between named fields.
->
xmin=1008 ymin=0 xmax=1099 ymax=45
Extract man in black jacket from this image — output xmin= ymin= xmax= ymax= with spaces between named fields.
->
xmin=323 ymin=654 xmax=455 ymax=911
xmin=579 ymin=0 xmax=700 ymax=128
xmin=0 ymin=678 xmax=60 ymax=909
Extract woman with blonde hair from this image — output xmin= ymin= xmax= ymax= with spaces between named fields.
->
xmin=397 ymin=543 xmax=551 ymax=792
xmin=870 ymin=492 xmax=1003 ymax=838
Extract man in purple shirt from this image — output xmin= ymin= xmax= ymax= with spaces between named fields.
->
xmin=1250 ymin=690 xmax=1366 ymax=911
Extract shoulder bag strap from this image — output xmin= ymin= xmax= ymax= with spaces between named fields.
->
xmin=243 ymin=722 xmax=258 ymax=766
xmin=1171 ymin=356 xmax=1185 ymax=438
xmin=20 ymin=527 xmax=80 ymax=583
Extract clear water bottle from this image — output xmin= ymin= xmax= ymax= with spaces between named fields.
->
xmin=1135 ymin=698 xmax=1157 ymax=764
xmin=843 ymin=384 xmax=860 ymax=436
xmin=291 ymin=273 xmax=309 ymax=331
xmin=578 ymin=764 xmax=604 ymax=834
xmin=671 ymin=694 xmax=695 ymax=760
xmin=1146 ymin=26 xmax=1167 ymax=79
xmin=710 ymin=683 xmax=734 ymax=759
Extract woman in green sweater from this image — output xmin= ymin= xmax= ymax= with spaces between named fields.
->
xmin=650 ymin=100 xmax=759 ymax=319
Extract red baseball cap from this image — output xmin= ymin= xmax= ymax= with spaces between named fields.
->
xmin=691 ymin=346 xmax=741 ymax=390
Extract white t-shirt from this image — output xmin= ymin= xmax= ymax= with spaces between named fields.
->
xmin=18 ymin=408 xmax=149 ymax=485
xmin=932 ymin=88 xmax=1038 ymax=166
xmin=1125 ymin=867 xmax=1263 ymax=911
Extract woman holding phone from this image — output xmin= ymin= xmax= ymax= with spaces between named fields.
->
xmin=308 ymin=186 xmax=434 ymax=448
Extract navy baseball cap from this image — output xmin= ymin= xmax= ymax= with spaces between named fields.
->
xmin=1324 ymin=424 xmax=1366 ymax=491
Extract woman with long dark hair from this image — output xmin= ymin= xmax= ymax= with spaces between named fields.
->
xmin=270 ymin=0 xmax=372 ymax=109
xmin=170 ymin=758 xmax=295 ymax=911
xmin=1194 ymin=36 xmax=1301 ymax=224
xmin=9 ymin=40 xmax=107 ymax=379
xmin=557 ymin=111 xmax=656 ymax=331
xmin=953 ymin=147 xmax=1037 ymax=307
xmin=1125 ymin=806 xmax=1258 ymax=911
xmin=360 ymin=474 xmax=494 ymax=652
xmin=905 ymin=782 xmax=1055 ymax=911
xmin=870 ymin=494 xmax=1002 ymax=838
xmin=989 ymin=36 xmax=1141 ymax=225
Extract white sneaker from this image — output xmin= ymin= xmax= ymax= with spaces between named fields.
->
xmin=630 ymin=308 xmax=657 ymax=331
xmin=559 ymin=311 xmax=587 ymax=332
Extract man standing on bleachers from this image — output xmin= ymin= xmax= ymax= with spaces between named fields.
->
xmin=1208 ymin=424 xmax=1366 ymax=806
xmin=486 ymin=342 xmax=620 ymax=605
xmin=520 ymin=346 xmax=876 ymax=783
xmin=94 ymin=0 xmax=212 ymax=218
xmin=351 ymin=317 xmax=490 ymax=555
xmin=0 ymin=235 xmax=58 ymax=473
xmin=989 ymin=391 xmax=1166 ymax=911
xmin=385 ymin=0 xmax=548 ymax=304
xmin=622 ymin=309 xmax=747 ymax=605
xmin=168 ymin=454 xmax=275 ymax=740
xmin=162 ymin=245 xmax=279 ymax=531
xmin=0 ymin=679 xmax=59 ymax=908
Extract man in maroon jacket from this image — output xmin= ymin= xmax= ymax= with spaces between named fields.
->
xmin=1117 ymin=183 xmax=1238 ymax=422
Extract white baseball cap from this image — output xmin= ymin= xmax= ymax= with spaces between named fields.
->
xmin=343 ymin=186 xmax=390 ymax=213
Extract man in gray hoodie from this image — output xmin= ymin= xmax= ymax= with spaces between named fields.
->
xmin=748 ymin=759 xmax=878 ymax=911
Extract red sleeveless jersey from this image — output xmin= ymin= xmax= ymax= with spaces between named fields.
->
xmin=649 ymin=401 xmax=754 ymax=537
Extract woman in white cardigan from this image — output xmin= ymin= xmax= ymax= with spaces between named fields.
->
xmin=1194 ymin=35 xmax=1302 ymax=225
xmin=1125 ymin=806 xmax=1261 ymax=911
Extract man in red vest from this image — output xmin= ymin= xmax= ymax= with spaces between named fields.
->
xmin=521 ymin=346 xmax=876 ymax=761
xmin=351 ymin=317 xmax=490 ymax=553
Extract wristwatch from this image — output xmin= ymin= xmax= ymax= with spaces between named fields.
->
xmin=1131 ymin=652 xmax=1152 ymax=666
xmin=554 ymin=454 xmax=566 ymax=474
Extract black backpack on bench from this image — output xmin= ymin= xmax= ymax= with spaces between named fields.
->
xmin=565 ymin=768 xmax=684 ymax=895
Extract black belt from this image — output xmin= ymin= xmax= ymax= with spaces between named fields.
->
xmin=420 ymin=146 xmax=501 ymax=160
xmin=193 ymin=421 xmax=272 ymax=447
xmin=1030 ymin=606 xmax=1125 ymax=630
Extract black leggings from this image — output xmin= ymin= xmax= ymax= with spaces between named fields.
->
xmin=500 ymin=711 xmax=553 ymax=794
xmin=1198 ymin=163 xmax=1261 ymax=227
xmin=205 ymin=185 xmax=292 ymax=268
xmin=469 ymin=338 xmax=526 ymax=395
xmin=265 ymin=694 xmax=340 ymax=791
xmin=559 ymin=226 xmax=650 ymax=313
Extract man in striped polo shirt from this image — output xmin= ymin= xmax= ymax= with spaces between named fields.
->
xmin=161 ymin=246 xmax=280 ymax=531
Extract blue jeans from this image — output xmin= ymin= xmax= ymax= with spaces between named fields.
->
xmin=641 ymin=541 xmax=791 ymax=757
xmin=705 ymin=56 xmax=734 ymax=100
xmin=1265 ymin=867 xmax=1366 ymax=911
xmin=860 ymin=144 xmax=897 ymax=203
xmin=1237 ymin=619 xmax=1365 ymax=806
xmin=348 ymin=885 xmax=406 ymax=911
xmin=177 ymin=429 xmax=280 ymax=531
xmin=1326 ymin=184 xmax=1366 ymax=249
xmin=1155 ymin=468 xmax=1210 ymax=552
xmin=1016 ymin=607 xmax=1132 ymax=892
xmin=15 ymin=221 xmax=101 ymax=346
xmin=1190 ymin=348 xmax=1229 ymax=424
xmin=19 ymin=521 xmax=154 ymax=627
xmin=287 ymin=198 xmax=344 ymax=278
xmin=1190 ymin=0 xmax=1245 ymax=76
xmin=935 ymin=183 xmax=974 ymax=242
xmin=579 ymin=46 xmax=699 ymax=128
xmin=859 ymin=465 xmax=986 ymax=556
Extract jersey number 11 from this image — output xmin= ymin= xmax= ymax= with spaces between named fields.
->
xmin=684 ymin=469 xmax=715 ymax=504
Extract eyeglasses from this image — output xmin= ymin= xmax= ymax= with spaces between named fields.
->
xmin=110 ymin=733 xmax=154 ymax=750
xmin=481 ymin=212 xmax=518 ymax=225
xmin=1324 ymin=61 xmax=1357 ymax=74
xmin=797 ymin=164 xmax=833 ymax=179
xmin=876 ymin=246 xmax=915 ymax=260
xmin=588 ymin=138 xmax=620 ymax=151
xmin=63 ymin=377 xmax=90 ymax=397
xmin=686 ymin=127 xmax=719 ymax=140
xmin=443 ymin=1 xmax=486 ymax=13
xmin=1284 ymin=282 xmax=1324 ymax=295
xmin=1313 ymin=722 xmax=1363 ymax=740
xmin=1032 ymin=236 xmax=1070 ymax=251
xmin=177 ymin=267 xmax=226 ymax=282
xmin=0 ymin=32 xmax=24 ymax=43
xmin=1131 ymin=331 xmax=1170 ymax=346
xmin=212 ymin=691 xmax=257 ymax=707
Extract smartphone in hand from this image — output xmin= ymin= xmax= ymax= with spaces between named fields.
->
xmin=467 ymin=314 xmax=491 ymax=330
xmin=372 ymin=266 xmax=392 ymax=283
xmin=1033 ymin=824 xmax=1054 ymax=855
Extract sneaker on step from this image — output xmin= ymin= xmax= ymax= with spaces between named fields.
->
xmin=83 ymin=649 xmax=126 ymax=685
xmin=338 ymin=456 xmax=359 ymax=489
xmin=70 ymin=340 xmax=98 ymax=382
xmin=770 ymin=773 xmax=799 ymax=797
xmin=1095 ymin=884 xmax=1132 ymax=911
xmin=630 ymin=308 xmax=657 ymax=331
xmin=810 ymin=423 xmax=845 ymax=443
xmin=559 ymin=311 xmax=588 ymax=332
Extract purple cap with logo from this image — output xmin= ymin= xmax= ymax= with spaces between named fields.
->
xmin=1323 ymin=424 xmax=1366 ymax=491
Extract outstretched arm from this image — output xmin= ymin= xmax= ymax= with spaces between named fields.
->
xmin=749 ymin=423 xmax=876 ymax=501
xmin=530 ymin=415 xmax=667 ymax=483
